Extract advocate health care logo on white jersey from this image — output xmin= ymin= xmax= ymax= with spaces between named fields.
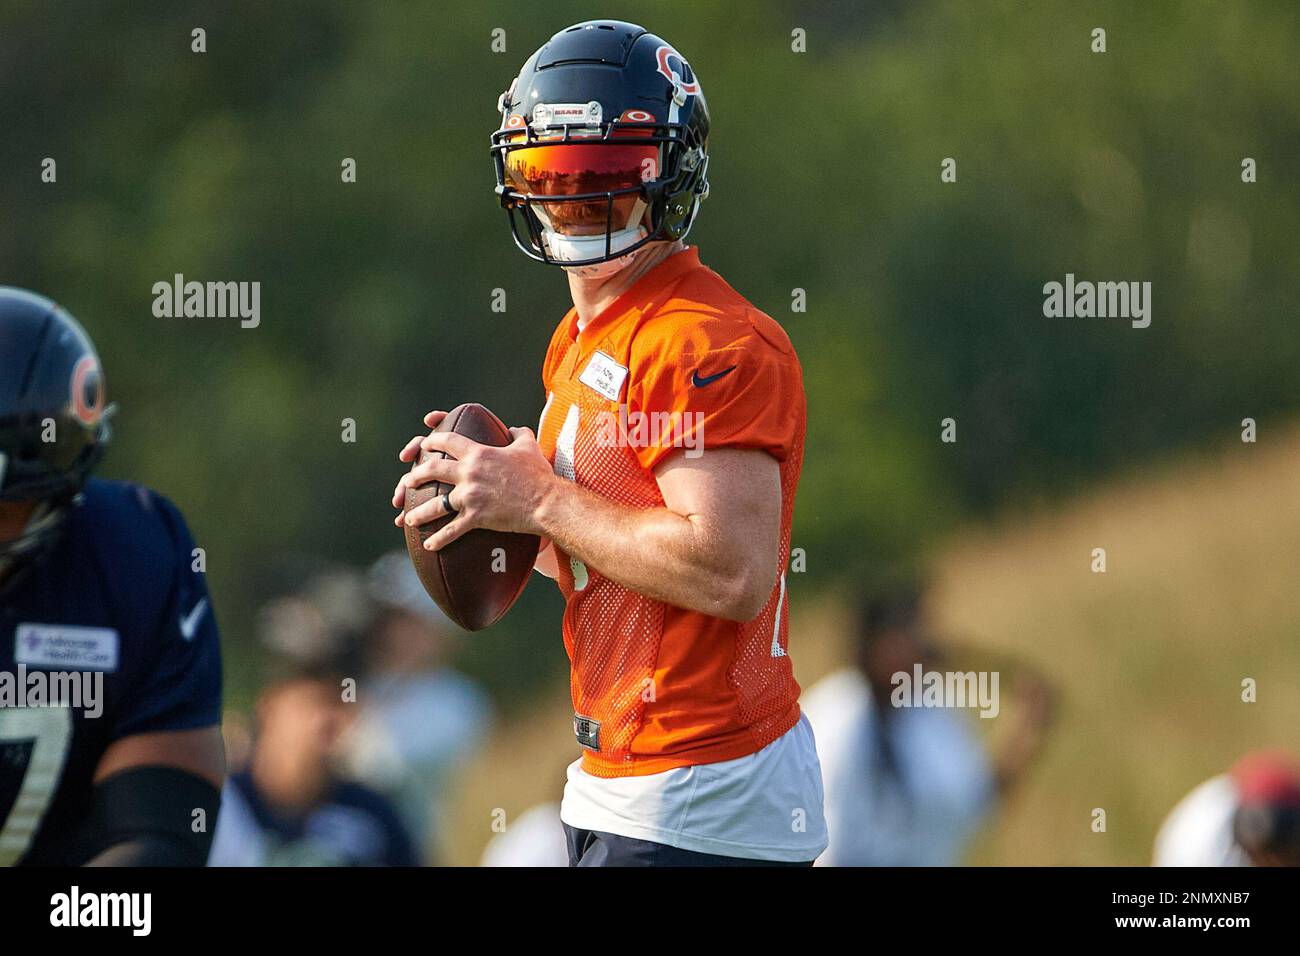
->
xmin=578 ymin=351 xmax=629 ymax=401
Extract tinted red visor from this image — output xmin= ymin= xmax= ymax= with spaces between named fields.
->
xmin=504 ymin=131 xmax=659 ymax=196
xmin=503 ymin=131 xmax=658 ymax=232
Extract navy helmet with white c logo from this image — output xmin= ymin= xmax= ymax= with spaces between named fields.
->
xmin=491 ymin=20 xmax=711 ymax=267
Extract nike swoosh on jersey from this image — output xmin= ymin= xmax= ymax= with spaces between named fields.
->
xmin=179 ymin=597 xmax=209 ymax=641
xmin=690 ymin=365 xmax=737 ymax=387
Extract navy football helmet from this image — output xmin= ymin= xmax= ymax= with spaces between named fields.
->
xmin=0 ymin=287 xmax=109 ymax=567
xmin=491 ymin=20 xmax=711 ymax=267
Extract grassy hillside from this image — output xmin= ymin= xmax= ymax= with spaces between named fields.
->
xmin=937 ymin=425 xmax=1300 ymax=865
xmin=442 ymin=426 xmax=1300 ymax=865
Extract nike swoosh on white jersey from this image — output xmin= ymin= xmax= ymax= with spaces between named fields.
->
xmin=179 ymin=597 xmax=209 ymax=641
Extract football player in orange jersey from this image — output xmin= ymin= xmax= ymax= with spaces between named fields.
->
xmin=392 ymin=20 xmax=827 ymax=865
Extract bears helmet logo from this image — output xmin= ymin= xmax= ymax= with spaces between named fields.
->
xmin=70 ymin=355 xmax=104 ymax=427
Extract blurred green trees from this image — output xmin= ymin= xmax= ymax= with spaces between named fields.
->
xmin=2 ymin=0 xmax=1295 ymax=703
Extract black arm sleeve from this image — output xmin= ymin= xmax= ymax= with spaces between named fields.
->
xmin=74 ymin=766 xmax=222 ymax=867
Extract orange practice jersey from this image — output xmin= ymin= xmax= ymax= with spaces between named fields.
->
xmin=536 ymin=246 xmax=807 ymax=777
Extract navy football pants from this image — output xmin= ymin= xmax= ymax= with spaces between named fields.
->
xmin=563 ymin=824 xmax=815 ymax=867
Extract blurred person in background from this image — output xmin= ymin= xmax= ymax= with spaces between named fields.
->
xmin=338 ymin=551 xmax=492 ymax=863
xmin=213 ymin=569 xmax=368 ymax=785
xmin=1154 ymin=751 xmax=1300 ymax=867
xmin=479 ymin=758 xmax=571 ymax=867
xmin=479 ymin=801 xmax=569 ymax=867
xmin=209 ymin=579 xmax=416 ymax=866
xmin=802 ymin=583 xmax=1055 ymax=866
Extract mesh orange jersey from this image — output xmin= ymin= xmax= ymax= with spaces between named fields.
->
xmin=536 ymin=246 xmax=806 ymax=778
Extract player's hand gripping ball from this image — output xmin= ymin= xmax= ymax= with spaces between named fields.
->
xmin=398 ymin=403 xmax=540 ymax=630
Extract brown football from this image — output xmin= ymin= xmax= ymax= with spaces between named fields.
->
xmin=403 ymin=403 xmax=541 ymax=631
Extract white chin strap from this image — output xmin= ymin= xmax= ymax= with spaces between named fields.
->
xmin=547 ymin=224 xmax=648 ymax=276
